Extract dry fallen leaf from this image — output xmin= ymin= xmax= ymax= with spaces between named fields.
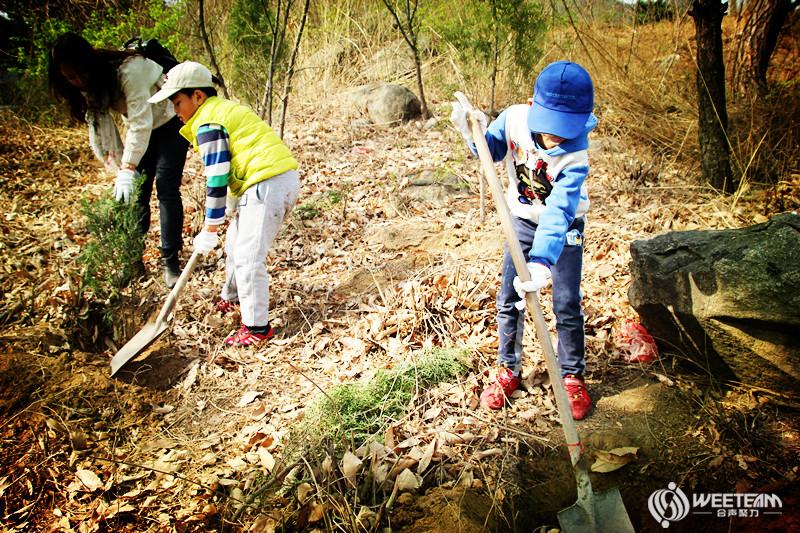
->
xmin=258 ymin=448 xmax=276 ymax=472
xmin=308 ymin=502 xmax=326 ymax=523
xmin=75 ymin=469 xmax=103 ymax=492
xmin=417 ymin=439 xmax=436 ymax=474
xmin=341 ymin=452 xmax=362 ymax=487
xmin=237 ymin=391 xmax=263 ymax=407
xmin=297 ymin=482 xmax=313 ymax=503
xmin=394 ymin=468 xmax=420 ymax=492
xmin=249 ymin=514 xmax=277 ymax=533
xmin=591 ymin=447 xmax=639 ymax=473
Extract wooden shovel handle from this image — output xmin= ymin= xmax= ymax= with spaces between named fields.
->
xmin=466 ymin=110 xmax=584 ymax=467
xmin=155 ymin=250 xmax=202 ymax=325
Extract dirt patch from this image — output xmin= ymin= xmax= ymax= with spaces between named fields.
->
xmin=391 ymin=485 xmax=503 ymax=532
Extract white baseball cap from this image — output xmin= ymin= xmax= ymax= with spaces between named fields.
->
xmin=148 ymin=61 xmax=214 ymax=103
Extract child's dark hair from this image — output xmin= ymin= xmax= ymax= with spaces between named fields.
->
xmin=48 ymin=32 xmax=136 ymax=122
xmin=175 ymin=87 xmax=218 ymax=98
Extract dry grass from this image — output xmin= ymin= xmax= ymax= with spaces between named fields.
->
xmin=289 ymin=2 xmax=797 ymax=206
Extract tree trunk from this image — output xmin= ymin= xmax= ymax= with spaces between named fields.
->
xmin=279 ymin=0 xmax=311 ymax=138
xmin=380 ymin=0 xmax=430 ymax=119
xmin=690 ymin=0 xmax=734 ymax=193
xmin=412 ymin=47 xmax=430 ymax=119
xmin=198 ymin=0 xmax=228 ymax=98
xmin=733 ymin=0 xmax=793 ymax=96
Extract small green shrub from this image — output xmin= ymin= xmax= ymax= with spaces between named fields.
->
xmin=78 ymin=180 xmax=145 ymax=304
xmin=294 ymin=185 xmax=351 ymax=220
xmin=295 ymin=202 xmax=321 ymax=220
xmin=298 ymin=347 xmax=468 ymax=449
xmin=635 ymin=0 xmax=674 ymax=24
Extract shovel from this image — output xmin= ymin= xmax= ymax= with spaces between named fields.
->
xmin=456 ymin=92 xmax=633 ymax=533
xmin=110 ymin=250 xmax=202 ymax=376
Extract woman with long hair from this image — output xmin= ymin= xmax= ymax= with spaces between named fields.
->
xmin=49 ymin=32 xmax=189 ymax=287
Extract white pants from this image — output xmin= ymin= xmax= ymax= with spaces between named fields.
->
xmin=221 ymin=169 xmax=299 ymax=326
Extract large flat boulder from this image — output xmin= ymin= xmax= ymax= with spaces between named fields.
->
xmin=628 ymin=213 xmax=800 ymax=391
xmin=343 ymin=83 xmax=421 ymax=125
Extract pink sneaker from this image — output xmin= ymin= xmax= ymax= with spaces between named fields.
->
xmin=480 ymin=367 xmax=520 ymax=410
xmin=563 ymin=374 xmax=592 ymax=420
xmin=224 ymin=325 xmax=274 ymax=347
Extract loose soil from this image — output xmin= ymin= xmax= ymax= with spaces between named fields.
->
xmin=0 ymin=106 xmax=797 ymax=532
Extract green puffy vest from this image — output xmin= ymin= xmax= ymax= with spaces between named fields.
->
xmin=180 ymin=96 xmax=298 ymax=197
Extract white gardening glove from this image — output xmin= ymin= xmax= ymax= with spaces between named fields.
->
xmin=513 ymin=262 xmax=552 ymax=310
xmin=193 ymin=230 xmax=218 ymax=255
xmin=113 ymin=168 xmax=138 ymax=203
xmin=449 ymin=101 xmax=487 ymax=144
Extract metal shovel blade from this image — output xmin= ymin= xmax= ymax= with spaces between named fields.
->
xmin=109 ymin=251 xmax=201 ymax=376
xmin=558 ymin=487 xmax=634 ymax=533
xmin=110 ymin=319 xmax=169 ymax=376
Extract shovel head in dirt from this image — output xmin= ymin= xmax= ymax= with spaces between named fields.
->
xmin=558 ymin=484 xmax=634 ymax=533
xmin=110 ymin=251 xmax=201 ymax=376
xmin=110 ymin=318 xmax=169 ymax=375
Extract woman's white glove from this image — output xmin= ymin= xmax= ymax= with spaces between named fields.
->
xmin=193 ymin=230 xmax=218 ymax=255
xmin=450 ymin=101 xmax=487 ymax=143
xmin=513 ymin=262 xmax=552 ymax=310
xmin=114 ymin=169 xmax=138 ymax=203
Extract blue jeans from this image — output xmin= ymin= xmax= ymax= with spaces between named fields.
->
xmin=136 ymin=116 xmax=189 ymax=270
xmin=496 ymin=216 xmax=585 ymax=377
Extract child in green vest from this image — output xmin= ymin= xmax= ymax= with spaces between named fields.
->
xmin=149 ymin=61 xmax=300 ymax=347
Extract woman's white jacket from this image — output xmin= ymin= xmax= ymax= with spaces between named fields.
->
xmin=87 ymin=55 xmax=175 ymax=168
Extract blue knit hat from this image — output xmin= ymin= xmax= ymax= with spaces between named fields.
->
xmin=527 ymin=61 xmax=594 ymax=139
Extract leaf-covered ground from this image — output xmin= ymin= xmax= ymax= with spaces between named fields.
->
xmin=1 ymin=105 xmax=798 ymax=532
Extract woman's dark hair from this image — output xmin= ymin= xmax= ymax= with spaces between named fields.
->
xmin=175 ymin=87 xmax=218 ymax=98
xmin=48 ymin=32 xmax=136 ymax=122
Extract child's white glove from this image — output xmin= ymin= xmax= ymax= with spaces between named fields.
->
xmin=114 ymin=168 xmax=138 ymax=203
xmin=193 ymin=230 xmax=218 ymax=255
xmin=450 ymin=101 xmax=487 ymax=143
xmin=513 ymin=262 xmax=552 ymax=310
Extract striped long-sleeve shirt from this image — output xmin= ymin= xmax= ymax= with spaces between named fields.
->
xmin=197 ymin=123 xmax=230 ymax=226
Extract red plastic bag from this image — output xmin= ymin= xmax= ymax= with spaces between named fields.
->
xmin=616 ymin=319 xmax=658 ymax=363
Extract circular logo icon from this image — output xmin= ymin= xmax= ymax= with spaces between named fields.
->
xmin=648 ymin=482 xmax=690 ymax=528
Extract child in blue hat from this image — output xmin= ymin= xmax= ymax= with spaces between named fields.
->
xmin=451 ymin=60 xmax=597 ymax=419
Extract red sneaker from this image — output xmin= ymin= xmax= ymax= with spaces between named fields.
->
xmin=215 ymin=299 xmax=238 ymax=315
xmin=564 ymin=374 xmax=592 ymax=420
xmin=480 ymin=367 xmax=521 ymax=410
xmin=224 ymin=325 xmax=274 ymax=347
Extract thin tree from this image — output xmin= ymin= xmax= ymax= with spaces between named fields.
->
xmin=380 ymin=0 xmax=431 ymax=118
xmin=278 ymin=0 xmax=311 ymax=138
xmin=689 ymin=0 xmax=734 ymax=193
xmin=261 ymin=0 xmax=293 ymax=123
xmin=198 ymin=0 xmax=229 ymax=98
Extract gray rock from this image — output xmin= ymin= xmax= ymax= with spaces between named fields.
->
xmin=365 ymin=84 xmax=422 ymax=125
xmin=341 ymin=83 xmax=422 ymax=125
xmin=395 ymin=170 xmax=469 ymax=208
xmin=628 ymin=213 xmax=800 ymax=390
